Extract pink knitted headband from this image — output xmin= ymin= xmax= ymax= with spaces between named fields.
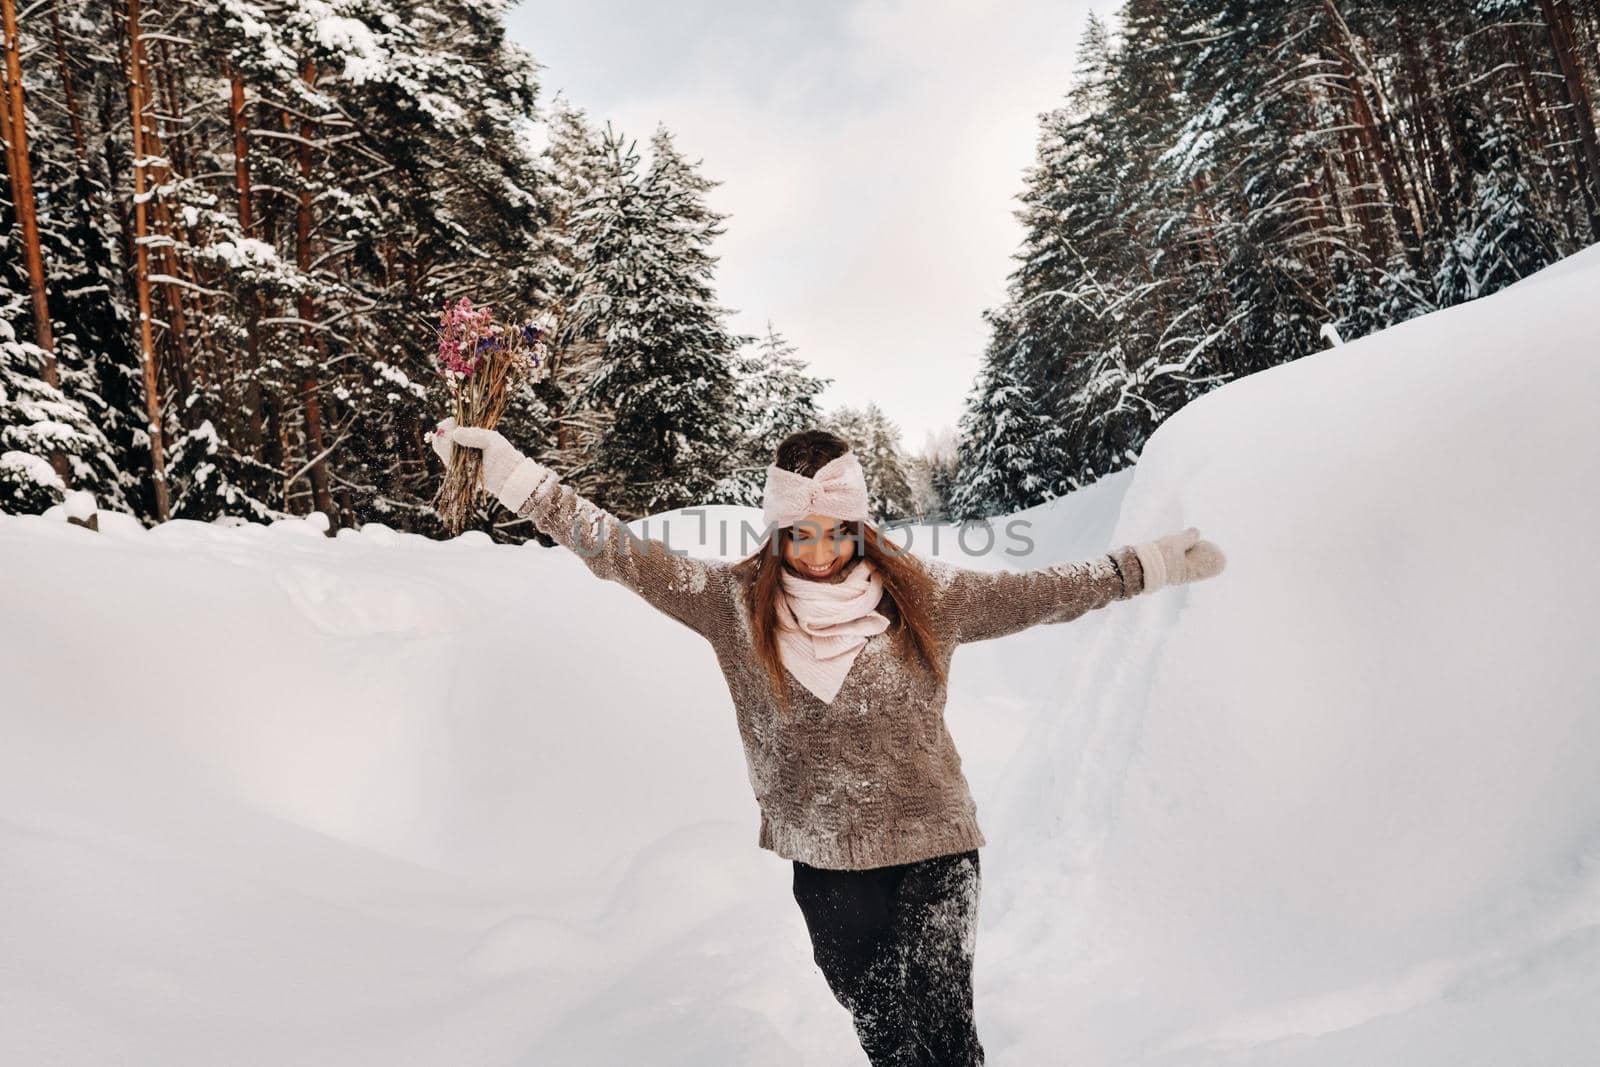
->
xmin=762 ymin=451 xmax=870 ymax=530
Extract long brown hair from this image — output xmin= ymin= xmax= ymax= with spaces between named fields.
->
xmin=729 ymin=429 xmax=947 ymax=717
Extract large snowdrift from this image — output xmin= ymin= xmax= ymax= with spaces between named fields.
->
xmin=3 ymin=246 xmax=1597 ymax=1064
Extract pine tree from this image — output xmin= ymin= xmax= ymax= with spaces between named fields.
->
xmin=563 ymin=123 xmax=749 ymax=516
xmin=823 ymin=403 xmax=915 ymax=522
xmin=719 ymin=320 xmax=831 ymax=505
xmin=948 ymin=360 xmax=1071 ymax=522
xmin=1433 ymin=105 xmax=1560 ymax=301
xmin=0 ymin=295 xmax=120 ymax=513
xmin=532 ymin=96 xmax=606 ymax=463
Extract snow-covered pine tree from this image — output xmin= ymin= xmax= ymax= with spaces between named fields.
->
xmin=984 ymin=4 xmax=1228 ymax=492
xmin=0 ymin=295 xmax=121 ymax=514
xmin=823 ymin=403 xmax=915 ymax=523
xmin=1004 ymin=12 xmax=1130 ymax=426
xmin=541 ymin=94 xmax=607 ymax=275
xmin=1164 ymin=0 xmax=1342 ymax=376
xmin=1433 ymin=105 xmax=1560 ymax=302
xmin=1326 ymin=251 xmax=1435 ymax=345
xmin=947 ymin=357 xmax=1071 ymax=523
xmin=718 ymin=320 xmax=831 ymax=506
xmin=532 ymin=95 xmax=609 ymax=472
xmin=562 ymin=123 xmax=748 ymax=517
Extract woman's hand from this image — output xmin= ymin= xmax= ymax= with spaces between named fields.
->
xmin=1133 ymin=527 xmax=1226 ymax=593
xmin=428 ymin=417 xmax=550 ymax=511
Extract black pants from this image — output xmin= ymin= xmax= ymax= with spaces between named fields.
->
xmin=791 ymin=849 xmax=983 ymax=1066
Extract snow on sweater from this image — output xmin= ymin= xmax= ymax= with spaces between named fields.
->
xmin=515 ymin=474 xmax=1146 ymax=871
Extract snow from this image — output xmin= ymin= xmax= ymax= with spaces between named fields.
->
xmin=204 ymin=237 xmax=281 ymax=270
xmin=62 ymin=489 xmax=97 ymax=521
xmin=309 ymin=6 xmax=389 ymax=84
xmin=373 ymin=359 xmax=427 ymax=400
xmin=0 ymin=449 xmax=64 ymax=492
xmin=3 ymin=246 xmax=1598 ymax=1063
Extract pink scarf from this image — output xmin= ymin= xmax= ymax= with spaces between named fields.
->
xmin=774 ymin=556 xmax=890 ymax=704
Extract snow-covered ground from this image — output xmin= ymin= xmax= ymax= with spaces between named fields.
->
xmin=3 ymin=246 xmax=1598 ymax=1064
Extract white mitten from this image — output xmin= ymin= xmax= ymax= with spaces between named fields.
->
xmin=427 ymin=416 xmax=458 ymax=467
xmin=1132 ymin=526 xmax=1227 ymax=593
xmin=428 ymin=417 xmax=553 ymax=511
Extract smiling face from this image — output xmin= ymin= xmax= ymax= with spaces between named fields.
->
xmin=781 ymin=513 xmax=858 ymax=580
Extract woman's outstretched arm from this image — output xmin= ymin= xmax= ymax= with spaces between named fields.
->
xmin=433 ymin=420 xmax=733 ymax=639
xmin=512 ymin=470 xmax=733 ymax=637
xmin=924 ymin=527 xmax=1225 ymax=646
xmin=923 ymin=546 xmax=1146 ymax=646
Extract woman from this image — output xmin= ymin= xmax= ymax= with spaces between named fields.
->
xmin=430 ymin=421 xmax=1225 ymax=1066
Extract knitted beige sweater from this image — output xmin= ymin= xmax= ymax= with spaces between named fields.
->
xmin=515 ymin=474 xmax=1146 ymax=871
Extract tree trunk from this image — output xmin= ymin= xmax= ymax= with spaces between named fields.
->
xmin=1506 ymin=25 xmax=1584 ymax=239
xmin=292 ymin=58 xmax=337 ymax=526
xmin=152 ymin=37 xmax=212 ymax=394
xmin=1424 ymin=23 xmax=1469 ymax=181
xmin=122 ymin=0 xmax=169 ymax=520
xmin=1397 ymin=19 xmax=1445 ymax=228
xmin=229 ymin=73 xmax=253 ymax=233
xmin=129 ymin=30 xmax=196 ymax=406
xmin=1332 ymin=100 xmax=1381 ymax=255
xmin=227 ymin=69 xmax=267 ymax=456
xmin=2 ymin=0 xmax=76 ymax=489
xmin=47 ymin=3 xmax=88 ymax=167
xmin=1 ymin=0 xmax=57 ymax=370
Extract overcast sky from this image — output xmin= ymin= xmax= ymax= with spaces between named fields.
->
xmin=505 ymin=0 xmax=1107 ymax=449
